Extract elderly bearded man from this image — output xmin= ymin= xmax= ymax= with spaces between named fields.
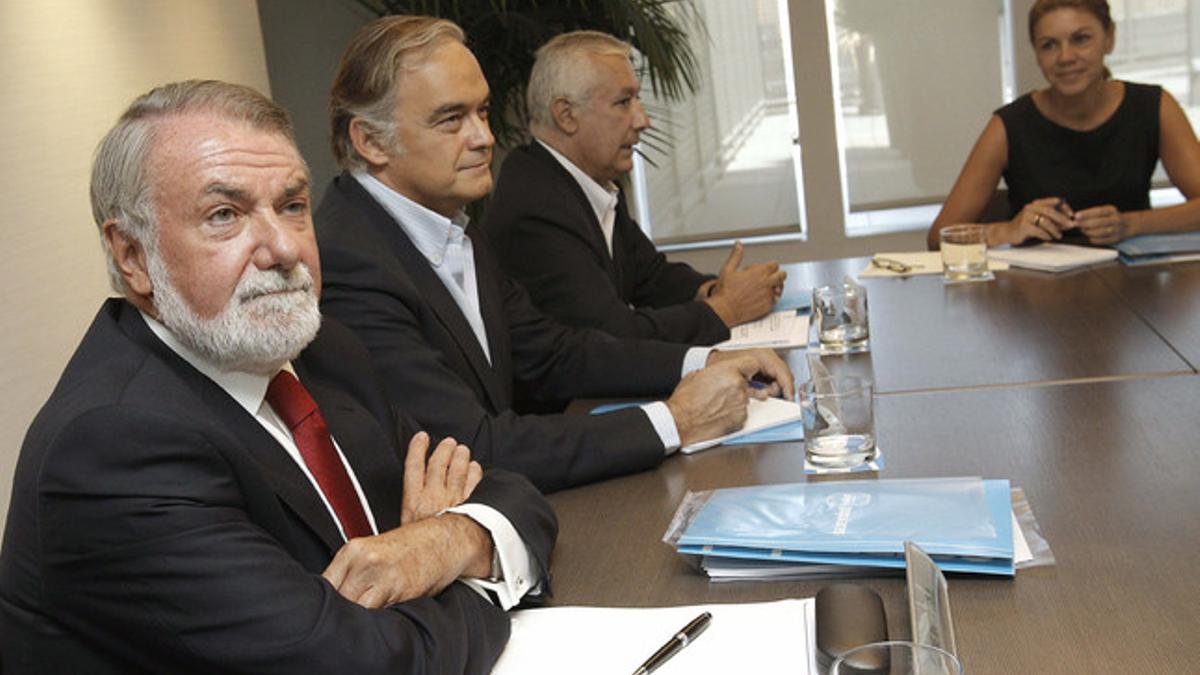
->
xmin=0 ymin=80 xmax=555 ymax=674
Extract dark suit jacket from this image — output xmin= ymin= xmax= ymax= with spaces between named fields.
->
xmin=316 ymin=173 xmax=689 ymax=492
xmin=486 ymin=142 xmax=729 ymax=345
xmin=0 ymin=299 xmax=556 ymax=674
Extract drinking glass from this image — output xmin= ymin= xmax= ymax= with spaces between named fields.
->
xmin=829 ymin=641 xmax=963 ymax=675
xmin=939 ymin=224 xmax=991 ymax=281
xmin=811 ymin=282 xmax=869 ymax=354
xmin=801 ymin=375 xmax=875 ymax=468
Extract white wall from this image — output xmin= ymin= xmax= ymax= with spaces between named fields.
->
xmin=0 ymin=0 xmax=271 ymax=534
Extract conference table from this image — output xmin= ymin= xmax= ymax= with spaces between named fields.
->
xmin=546 ymin=257 xmax=1200 ymax=674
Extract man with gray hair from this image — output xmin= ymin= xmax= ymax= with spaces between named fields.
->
xmin=0 ymin=79 xmax=555 ymax=673
xmin=486 ymin=30 xmax=787 ymax=345
xmin=316 ymin=16 xmax=795 ymax=493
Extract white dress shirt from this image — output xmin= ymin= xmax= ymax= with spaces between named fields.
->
xmin=354 ymin=171 xmax=491 ymax=363
xmin=140 ymin=312 xmax=537 ymax=609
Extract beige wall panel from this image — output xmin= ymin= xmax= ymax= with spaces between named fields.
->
xmin=0 ymin=0 xmax=270 ymax=531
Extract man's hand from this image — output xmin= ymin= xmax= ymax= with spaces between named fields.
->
xmin=706 ymin=348 xmax=795 ymax=399
xmin=322 ymin=514 xmax=493 ymax=609
xmin=401 ymin=432 xmax=482 ymax=525
xmin=702 ymin=242 xmax=787 ymax=327
xmin=1073 ymin=204 xmax=1128 ymax=245
xmin=667 ymin=352 xmax=795 ymax=447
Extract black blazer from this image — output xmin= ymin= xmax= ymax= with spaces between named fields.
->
xmin=0 ymin=299 xmax=556 ymax=674
xmin=316 ymin=173 xmax=689 ymax=492
xmin=486 ymin=142 xmax=729 ymax=345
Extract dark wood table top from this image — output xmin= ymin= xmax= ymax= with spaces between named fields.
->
xmin=1093 ymin=259 xmax=1200 ymax=369
xmin=547 ymin=375 xmax=1200 ymax=674
xmin=545 ymin=258 xmax=1200 ymax=674
xmin=782 ymin=259 xmax=1193 ymax=394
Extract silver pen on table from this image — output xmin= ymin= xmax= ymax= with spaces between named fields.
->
xmin=631 ymin=611 xmax=712 ymax=675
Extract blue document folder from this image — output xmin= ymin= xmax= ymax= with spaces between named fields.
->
xmin=676 ymin=478 xmax=1013 ymax=569
xmin=685 ymin=544 xmax=1013 ymax=576
xmin=1115 ymin=231 xmax=1200 ymax=256
xmin=1116 ymin=232 xmax=1200 ymax=265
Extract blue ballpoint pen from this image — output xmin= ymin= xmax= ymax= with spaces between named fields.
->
xmin=631 ymin=612 xmax=712 ymax=675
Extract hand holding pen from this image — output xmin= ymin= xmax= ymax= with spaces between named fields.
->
xmin=1008 ymin=196 xmax=1075 ymax=244
xmin=631 ymin=611 xmax=712 ymax=675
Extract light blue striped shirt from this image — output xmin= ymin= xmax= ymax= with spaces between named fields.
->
xmin=354 ymin=172 xmax=491 ymax=363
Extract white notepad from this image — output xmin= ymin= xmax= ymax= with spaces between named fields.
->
xmin=681 ymin=396 xmax=803 ymax=454
xmin=492 ymin=599 xmax=817 ymax=675
xmin=988 ymin=242 xmax=1118 ymax=272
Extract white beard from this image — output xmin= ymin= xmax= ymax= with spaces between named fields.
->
xmin=148 ymin=250 xmax=322 ymax=375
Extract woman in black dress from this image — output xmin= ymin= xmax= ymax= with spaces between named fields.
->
xmin=926 ymin=0 xmax=1200 ymax=249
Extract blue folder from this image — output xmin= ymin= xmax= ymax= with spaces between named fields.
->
xmin=683 ymin=543 xmax=1013 ymax=576
xmin=676 ymin=478 xmax=1013 ymax=575
xmin=1114 ymin=232 xmax=1200 ymax=256
xmin=1116 ymin=232 xmax=1200 ymax=265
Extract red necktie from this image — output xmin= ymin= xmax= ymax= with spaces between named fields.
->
xmin=266 ymin=371 xmax=373 ymax=540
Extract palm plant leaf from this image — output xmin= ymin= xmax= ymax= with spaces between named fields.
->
xmin=354 ymin=0 xmax=706 ymax=152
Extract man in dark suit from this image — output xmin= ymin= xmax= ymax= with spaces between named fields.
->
xmin=485 ymin=30 xmax=788 ymax=345
xmin=0 ymin=80 xmax=555 ymax=674
xmin=317 ymin=16 xmax=794 ymax=493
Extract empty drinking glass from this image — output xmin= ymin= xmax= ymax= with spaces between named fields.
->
xmin=801 ymin=375 xmax=876 ymax=468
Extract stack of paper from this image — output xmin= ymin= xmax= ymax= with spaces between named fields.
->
xmin=673 ymin=477 xmax=1016 ymax=577
xmin=989 ymin=242 xmax=1118 ymax=272
xmin=1115 ymin=232 xmax=1200 ymax=266
xmin=716 ymin=310 xmax=808 ymax=349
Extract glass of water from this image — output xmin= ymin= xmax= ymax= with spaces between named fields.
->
xmin=811 ymin=281 xmax=869 ymax=354
xmin=801 ymin=375 xmax=876 ymax=468
xmin=939 ymin=224 xmax=992 ymax=282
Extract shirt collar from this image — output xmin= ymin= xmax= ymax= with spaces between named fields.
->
xmin=352 ymin=170 xmax=470 ymax=267
xmin=139 ymin=309 xmax=289 ymax=417
xmin=536 ymin=139 xmax=619 ymax=225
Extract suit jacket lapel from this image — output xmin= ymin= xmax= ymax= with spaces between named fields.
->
xmin=468 ymin=225 xmax=513 ymax=401
xmin=528 ymin=143 xmax=621 ymax=286
xmin=205 ymin=385 xmax=349 ymax=551
xmin=338 ymin=176 xmax=510 ymax=412
xmin=299 ymin=370 xmax=406 ymax=534
xmin=115 ymin=304 xmax=347 ymax=553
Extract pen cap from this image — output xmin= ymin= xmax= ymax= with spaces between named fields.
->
xmin=815 ymin=584 xmax=889 ymax=674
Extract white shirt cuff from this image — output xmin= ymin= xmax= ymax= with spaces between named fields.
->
xmin=682 ymin=347 xmax=712 ymax=376
xmin=447 ymin=503 xmax=540 ymax=610
xmin=641 ymin=401 xmax=681 ymax=455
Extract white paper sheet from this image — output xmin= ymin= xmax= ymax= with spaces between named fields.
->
xmin=681 ymin=396 xmax=804 ymax=454
xmin=492 ymin=599 xmax=817 ymax=675
xmin=1012 ymin=511 xmax=1033 ymax=565
xmin=716 ymin=310 xmax=808 ymax=349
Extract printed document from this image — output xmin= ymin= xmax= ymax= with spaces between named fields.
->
xmin=717 ymin=310 xmax=808 ymax=349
